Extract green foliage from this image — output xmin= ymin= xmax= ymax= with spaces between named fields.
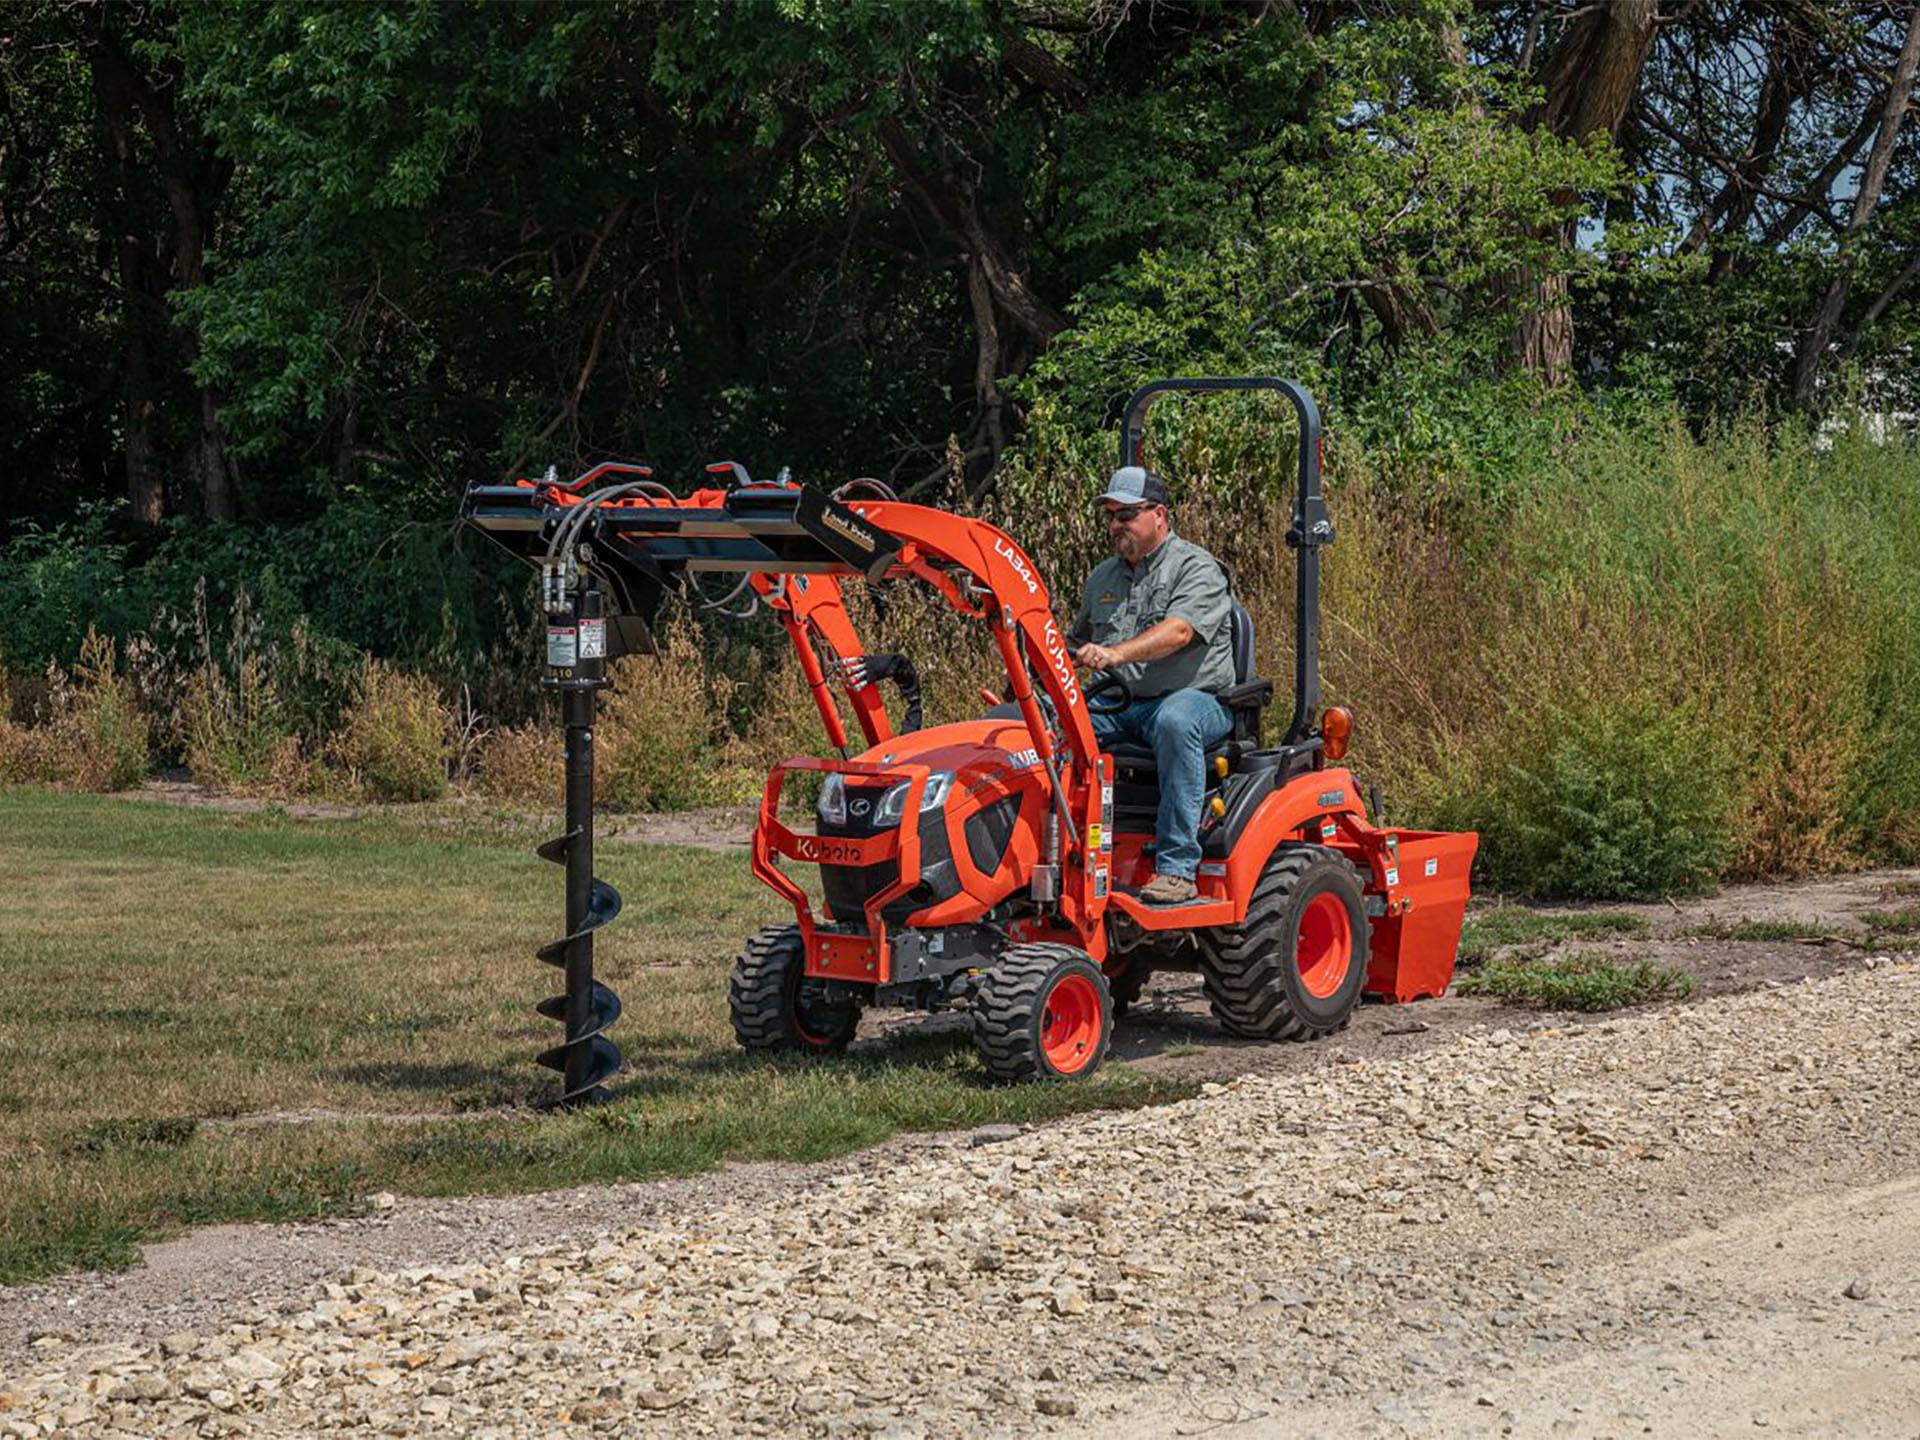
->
xmin=1863 ymin=907 xmax=1920 ymax=936
xmin=1455 ymin=949 xmax=1696 ymax=1010
xmin=0 ymin=508 xmax=140 ymax=671
xmin=598 ymin=625 xmax=738 ymax=811
xmin=1460 ymin=698 xmax=1737 ymax=900
xmin=1681 ymin=918 xmax=1842 ymax=942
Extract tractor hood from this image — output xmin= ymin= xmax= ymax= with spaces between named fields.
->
xmin=844 ymin=717 xmax=1049 ymax=807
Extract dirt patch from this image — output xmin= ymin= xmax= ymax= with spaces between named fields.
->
xmin=1546 ymin=865 xmax=1920 ymax=938
xmin=128 ymin=777 xmax=364 ymax=821
xmin=602 ymin=804 xmax=756 ymax=851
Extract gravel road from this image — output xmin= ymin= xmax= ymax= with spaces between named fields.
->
xmin=4 ymin=958 xmax=1916 ymax=1439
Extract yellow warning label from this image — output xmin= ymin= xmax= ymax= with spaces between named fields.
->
xmin=1087 ymin=824 xmax=1102 ymax=850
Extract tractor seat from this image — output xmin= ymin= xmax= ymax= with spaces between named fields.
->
xmin=1104 ymin=599 xmax=1273 ymax=781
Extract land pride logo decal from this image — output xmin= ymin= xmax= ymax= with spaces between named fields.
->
xmin=820 ymin=510 xmax=877 ymax=552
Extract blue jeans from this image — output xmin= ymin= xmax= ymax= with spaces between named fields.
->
xmin=1090 ymin=688 xmax=1232 ymax=879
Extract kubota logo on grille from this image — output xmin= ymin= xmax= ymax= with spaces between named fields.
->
xmin=797 ymin=836 xmax=864 ymax=864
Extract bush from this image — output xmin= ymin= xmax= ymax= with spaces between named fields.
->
xmin=327 ymin=661 xmax=451 ymax=802
xmin=0 ymin=632 xmax=152 ymax=792
xmin=180 ymin=652 xmax=308 ymax=795
xmin=1464 ymin=697 xmax=1736 ymax=900
xmin=471 ymin=723 xmax=562 ymax=806
xmin=0 ymin=507 xmax=140 ymax=671
xmin=66 ymin=631 xmax=152 ymax=792
xmin=598 ymin=618 xmax=740 ymax=811
xmin=0 ymin=669 xmax=69 ymax=786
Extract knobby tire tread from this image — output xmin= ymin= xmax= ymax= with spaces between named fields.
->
xmin=729 ymin=924 xmax=855 ymax=1054
xmin=1196 ymin=845 xmax=1369 ymax=1041
xmin=971 ymin=943 xmax=1108 ymax=1083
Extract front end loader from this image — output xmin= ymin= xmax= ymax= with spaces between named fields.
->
xmin=465 ymin=378 xmax=1476 ymax=1090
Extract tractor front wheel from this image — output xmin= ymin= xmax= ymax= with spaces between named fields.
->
xmin=1196 ymin=845 xmax=1369 ymax=1041
xmin=972 ymin=944 xmax=1112 ymax=1083
xmin=730 ymin=925 xmax=861 ymax=1054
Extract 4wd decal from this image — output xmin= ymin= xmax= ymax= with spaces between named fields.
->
xmin=1317 ymin=789 xmax=1345 ymax=807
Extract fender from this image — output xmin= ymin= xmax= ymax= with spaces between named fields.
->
xmin=1218 ymin=767 xmax=1368 ymax=922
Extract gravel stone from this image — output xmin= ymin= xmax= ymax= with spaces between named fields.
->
xmin=0 ymin=960 xmax=1914 ymax=1438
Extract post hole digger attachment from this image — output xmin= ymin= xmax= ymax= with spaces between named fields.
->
xmin=464 ymin=378 xmax=1478 ymax=1090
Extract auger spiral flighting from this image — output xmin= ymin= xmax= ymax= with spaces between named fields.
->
xmin=536 ymin=574 xmax=622 ymax=1106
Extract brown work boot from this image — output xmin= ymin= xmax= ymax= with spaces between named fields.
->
xmin=1138 ymin=872 xmax=1197 ymax=905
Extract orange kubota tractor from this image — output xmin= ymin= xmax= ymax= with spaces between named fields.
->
xmin=465 ymin=377 xmax=1476 ymax=1092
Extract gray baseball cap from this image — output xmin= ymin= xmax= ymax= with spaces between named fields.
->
xmin=1094 ymin=465 xmax=1170 ymax=507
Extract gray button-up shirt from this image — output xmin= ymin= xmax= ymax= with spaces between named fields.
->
xmin=1069 ymin=532 xmax=1236 ymax=698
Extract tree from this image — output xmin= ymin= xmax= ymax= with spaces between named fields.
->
xmin=1792 ymin=1 xmax=1920 ymax=404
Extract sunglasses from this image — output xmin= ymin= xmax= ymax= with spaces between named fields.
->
xmin=1107 ymin=503 xmax=1154 ymax=523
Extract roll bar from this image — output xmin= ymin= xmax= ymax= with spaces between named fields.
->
xmin=1116 ymin=377 xmax=1330 ymax=747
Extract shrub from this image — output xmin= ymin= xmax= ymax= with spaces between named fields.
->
xmin=327 ymin=661 xmax=451 ymax=802
xmin=0 ymin=507 xmax=140 ymax=671
xmin=180 ymin=652 xmax=308 ymax=795
xmin=470 ymin=723 xmax=562 ymax=806
xmin=599 ymin=618 xmax=739 ymax=811
xmin=1462 ymin=696 xmax=1737 ymax=900
xmin=0 ymin=669 xmax=70 ymax=785
xmin=66 ymin=630 xmax=152 ymax=792
xmin=0 ymin=633 xmax=152 ymax=792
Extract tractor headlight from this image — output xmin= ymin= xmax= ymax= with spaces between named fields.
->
xmin=817 ymin=772 xmax=848 ymax=826
xmin=871 ymin=771 xmax=953 ymax=827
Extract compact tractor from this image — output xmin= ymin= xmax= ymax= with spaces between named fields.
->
xmin=465 ymin=377 xmax=1476 ymax=1099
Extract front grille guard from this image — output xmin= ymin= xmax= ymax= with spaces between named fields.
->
xmin=751 ymin=756 xmax=934 ymax=983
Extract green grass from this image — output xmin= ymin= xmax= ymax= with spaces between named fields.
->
xmin=0 ymin=789 xmax=1196 ymax=1285
xmin=1457 ymin=905 xmax=1649 ymax=966
xmin=1680 ymin=918 xmax=1844 ymax=942
xmin=1863 ymin=906 xmax=1920 ymax=935
xmin=1454 ymin=949 xmax=1696 ymax=1011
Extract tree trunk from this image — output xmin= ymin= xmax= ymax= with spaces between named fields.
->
xmin=876 ymin=115 xmax=1063 ymax=495
xmin=1791 ymin=2 xmax=1920 ymax=408
xmin=1505 ymin=0 xmax=1658 ymax=385
xmin=117 ymin=237 xmax=167 ymax=526
xmin=86 ymin=5 xmax=236 ymax=518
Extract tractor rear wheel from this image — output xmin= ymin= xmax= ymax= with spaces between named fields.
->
xmin=972 ymin=943 xmax=1112 ymax=1083
xmin=730 ymin=925 xmax=860 ymax=1054
xmin=1196 ymin=845 xmax=1369 ymax=1041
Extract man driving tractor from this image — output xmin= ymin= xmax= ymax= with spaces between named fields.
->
xmin=1071 ymin=465 xmax=1235 ymax=905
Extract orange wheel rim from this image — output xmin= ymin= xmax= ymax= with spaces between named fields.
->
xmin=1040 ymin=972 xmax=1102 ymax=1074
xmin=789 ymin=980 xmax=835 ymax=1047
xmin=1297 ymin=892 xmax=1353 ymax=999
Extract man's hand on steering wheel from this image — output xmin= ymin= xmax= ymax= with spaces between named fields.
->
xmin=1074 ymin=641 xmax=1124 ymax=671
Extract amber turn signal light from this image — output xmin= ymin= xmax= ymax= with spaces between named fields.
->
xmin=1320 ymin=705 xmax=1354 ymax=762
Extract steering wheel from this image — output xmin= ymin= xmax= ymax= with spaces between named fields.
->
xmin=1083 ymin=669 xmax=1134 ymax=715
